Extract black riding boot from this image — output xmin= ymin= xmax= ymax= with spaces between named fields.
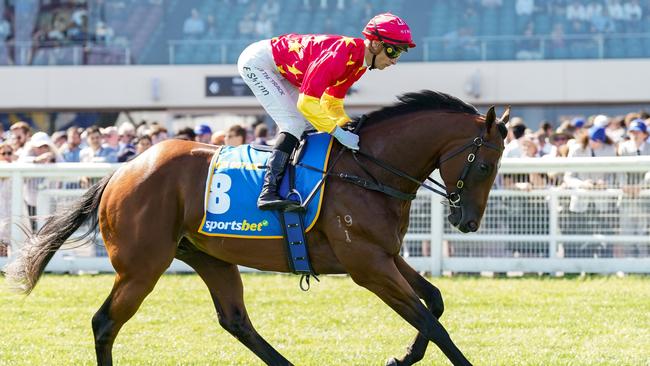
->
xmin=257 ymin=148 xmax=299 ymax=210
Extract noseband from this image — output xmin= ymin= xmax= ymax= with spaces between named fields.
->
xmin=434 ymin=134 xmax=502 ymax=207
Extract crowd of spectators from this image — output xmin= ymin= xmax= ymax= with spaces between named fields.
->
xmin=496 ymin=111 xmax=650 ymax=259
xmin=21 ymin=1 xmax=116 ymax=65
xmin=0 ymin=118 xmax=270 ymax=164
xmin=0 ymin=0 xmax=155 ymax=66
xmin=443 ymin=0 xmax=650 ymax=60
xmin=184 ymin=0 xmax=347 ymax=41
xmin=182 ymin=0 xmax=281 ymax=41
xmin=501 ymin=111 xmax=649 ymax=162
xmin=0 ymin=118 xmax=272 ymax=255
xmin=3 ymin=0 xmax=649 ymax=65
xmin=2 ymin=112 xmax=648 ymax=259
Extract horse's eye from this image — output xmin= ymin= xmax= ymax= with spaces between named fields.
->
xmin=479 ymin=163 xmax=490 ymax=174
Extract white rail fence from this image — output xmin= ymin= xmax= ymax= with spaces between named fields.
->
xmin=1 ymin=157 xmax=649 ymax=275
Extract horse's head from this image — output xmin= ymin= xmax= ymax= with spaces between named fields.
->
xmin=438 ymin=106 xmax=509 ymax=233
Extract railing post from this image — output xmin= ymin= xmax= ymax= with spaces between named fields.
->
xmin=10 ymin=170 xmax=24 ymax=251
xmin=423 ymin=40 xmax=429 ymax=61
xmin=430 ymin=184 xmax=444 ymax=277
xmin=597 ymin=34 xmax=604 ymax=59
xmin=73 ymin=46 xmax=81 ymax=65
xmin=481 ymin=40 xmax=487 ymax=61
xmin=125 ymin=47 xmax=131 ymax=65
xmin=20 ymin=44 xmax=29 ymax=65
xmin=548 ymin=192 xmax=559 ymax=259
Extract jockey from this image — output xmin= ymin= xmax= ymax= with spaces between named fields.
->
xmin=238 ymin=12 xmax=415 ymax=210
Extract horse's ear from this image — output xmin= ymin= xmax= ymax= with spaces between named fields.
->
xmin=500 ymin=105 xmax=511 ymax=124
xmin=485 ymin=106 xmax=496 ymax=132
xmin=497 ymin=122 xmax=508 ymax=139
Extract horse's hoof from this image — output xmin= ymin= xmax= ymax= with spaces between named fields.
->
xmin=385 ymin=357 xmax=400 ymax=366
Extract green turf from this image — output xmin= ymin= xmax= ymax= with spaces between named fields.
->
xmin=0 ymin=274 xmax=648 ymax=365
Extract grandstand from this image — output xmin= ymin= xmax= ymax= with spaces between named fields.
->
xmin=1 ymin=0 xmax=650 ymax=66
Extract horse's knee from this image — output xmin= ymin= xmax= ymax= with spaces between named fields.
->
xmin=429 ymin=286 xmax=444 ymax=318
xmin=417 ymin=280 xmax=444 ymax=318
xmin=218 ymin=309 xmax=253 ymax=338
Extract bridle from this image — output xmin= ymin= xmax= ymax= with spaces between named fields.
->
xmin=296 ymin=116 xmax=503 ymax=209
xmin=348 ymin=130 xmax=502 ymax=208
xmin=434 ymin=134 xmax=502 ymax=207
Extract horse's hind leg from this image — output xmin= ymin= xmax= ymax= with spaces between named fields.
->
xmin=92 ymin=241 xmax=175 ymax=366
xmin=386 ymin=255 xmax=445 ymax=366
xmin=175 ymin=239 xmax=293 ymax=366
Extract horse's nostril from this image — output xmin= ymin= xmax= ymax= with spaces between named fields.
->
xmin=468 ymin=221 xmax=478 ymax=232
xmin=447 ymin=210 xmax=461 ymax=226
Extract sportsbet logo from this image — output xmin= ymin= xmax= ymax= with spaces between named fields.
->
xmin=205 ymin=219 xmax=269 ymax=232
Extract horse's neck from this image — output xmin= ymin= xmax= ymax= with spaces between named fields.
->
xmin=362 ymin=111 xmax=458 ymax=192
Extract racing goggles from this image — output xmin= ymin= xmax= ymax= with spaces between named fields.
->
xmin=382 ymin=42 xmax=407 ymax=59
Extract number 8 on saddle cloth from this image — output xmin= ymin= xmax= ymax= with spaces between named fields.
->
xmin=199 ymin=132 xmax=333 ymax=241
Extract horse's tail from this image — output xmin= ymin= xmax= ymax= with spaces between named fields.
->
xmin=3 ymin=172 xmax=114 ymax=295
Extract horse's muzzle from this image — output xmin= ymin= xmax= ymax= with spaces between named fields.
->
xmin=447 ymin=208 xmax=462 ymax=228
xmin=448 ymin=208 xmax=479 ymax=233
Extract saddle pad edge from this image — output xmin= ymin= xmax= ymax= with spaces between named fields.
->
xmin=198 ymin=147 xmax=222 ymax=236
xmin=302 ymin=136 xmax=334 ymax=233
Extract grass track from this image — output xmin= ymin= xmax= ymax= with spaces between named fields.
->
xmin=1 ymin=274 xmax=649 ymax=365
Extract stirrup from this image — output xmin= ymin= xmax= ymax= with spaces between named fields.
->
xmin=257 ymin=198 xmax=300 ymax=211
xmin=284 ymin=204 xmax=305 ymax=213
xmin=283 ymin=189 xmax=305 ymax=212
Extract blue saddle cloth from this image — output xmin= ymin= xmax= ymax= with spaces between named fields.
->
xmin=199 ymin=132 xmax=333 ymax=238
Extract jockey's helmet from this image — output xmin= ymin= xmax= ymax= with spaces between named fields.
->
xmin=362 ymin=13 xmax=416 ymax=49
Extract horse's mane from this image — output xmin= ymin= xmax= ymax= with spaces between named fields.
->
xmin=351 ymin=90 xmax=479 ymax=128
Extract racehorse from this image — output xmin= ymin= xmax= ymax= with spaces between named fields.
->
xmin=5 ymin=91 xmax=509 ymax=366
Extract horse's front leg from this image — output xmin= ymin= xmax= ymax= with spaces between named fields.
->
xmin=342 ymin=247 xmax=471 ymax=366
xmin=386 ymin=255 xmax=446 ymax=366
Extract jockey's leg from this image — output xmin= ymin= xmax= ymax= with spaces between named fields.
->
xmin=237 ymin=39 xmax=307 ymax=211
xmin=257 ymin=132 xmax=300 ymax=210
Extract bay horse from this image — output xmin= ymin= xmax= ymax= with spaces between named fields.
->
xmin=5 ymin=91 xmax=508 ymax=366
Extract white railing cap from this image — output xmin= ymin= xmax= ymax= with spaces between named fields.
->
xmin=0 ymin=163 xmax=120 ymax=177
xmin=498 ymin=156 xmax=650 ymax=173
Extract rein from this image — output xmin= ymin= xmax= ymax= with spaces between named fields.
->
xmin=298 ymin=115 xmax=502 ymax=208
xmin=346 ymin=133 xmax=501 ymax=206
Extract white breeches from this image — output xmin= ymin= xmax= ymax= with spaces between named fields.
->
xmin=237 ymin=40 xmax=309 ymax=139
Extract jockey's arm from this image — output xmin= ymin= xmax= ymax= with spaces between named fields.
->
xmin=296 ymin=92 xmax=349 ymax=133
xmin=298 ymin=48 xmax=360 ymax=133
xmin=320 ymin=92 xmax=351 ymax=127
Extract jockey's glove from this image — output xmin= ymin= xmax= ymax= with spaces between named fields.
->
xmin=331 ymin=126 xmax=359 ymax=150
